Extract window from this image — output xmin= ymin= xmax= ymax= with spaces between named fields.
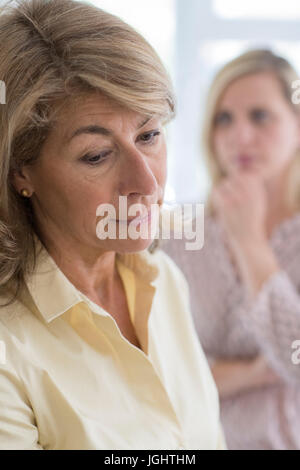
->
xmin=89 ymin=0 xmax=175 ymax=73
xmin=214 ymin=0 xmax=300 ymax=20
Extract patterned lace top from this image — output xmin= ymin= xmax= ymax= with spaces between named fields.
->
xmin=162 ymin=213 xmax=300 ymax=450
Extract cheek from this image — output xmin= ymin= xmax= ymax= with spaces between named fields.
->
xmin=213 ymin=132 xmax=230 ymax=163
xmin=63 ymin=174 xmax=116 ymax=226
xmin=262 ymin=120 xmax=299 ymax=160
xmin=213 ymin=135 xmax=222 ymax=156
xmin=33 ymin=162 xmax=113 ymax=223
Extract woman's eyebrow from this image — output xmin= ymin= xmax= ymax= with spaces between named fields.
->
xmin=67 ymin=124 xmax=110 ymax=143
xmin=66 ymin=117 xmax=152 ymax=144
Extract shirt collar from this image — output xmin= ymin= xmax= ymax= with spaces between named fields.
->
xmin=24 ymin=235 xmax=159 ymax=324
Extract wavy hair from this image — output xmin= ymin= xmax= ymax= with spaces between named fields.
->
xmin=0 ymin=0 xmax=175 ymax=305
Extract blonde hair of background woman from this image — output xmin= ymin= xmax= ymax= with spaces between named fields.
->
xmin=202 ymin=49 xmax=300 ymax=214
xmin=0 ymin=0 xmax=175 ymax=305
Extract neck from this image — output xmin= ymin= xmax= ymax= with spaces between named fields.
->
xmin=38 ymin=228 xmax=118 ymax=304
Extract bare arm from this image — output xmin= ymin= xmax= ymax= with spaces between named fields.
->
xmin=211 ymin=355 xmax=283 ymax=400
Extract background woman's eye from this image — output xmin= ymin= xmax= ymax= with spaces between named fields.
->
xmin=251 ymin=109 xmax=269 ymax=123
xmin=139 ymin=130 xmax=161 ymax=143
xmin=214 ymin=111 xmax=232 ymax=126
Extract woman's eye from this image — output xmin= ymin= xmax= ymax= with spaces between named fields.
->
xmin=251 ymin=109 xmax=269 ymax=123
xmin=214 ymin=112 xmax=232 ymax=126
xmin=80 ymin=151 xmax=111 ymax=166
xmin=138 ymin=130 xmax=161 ymax=144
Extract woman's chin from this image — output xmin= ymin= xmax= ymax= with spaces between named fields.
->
xmin=115 ymin=237 xmax=155 ymax=253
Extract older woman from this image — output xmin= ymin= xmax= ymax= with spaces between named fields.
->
xmin=164 ymin=49 xmax=300 ymax=450
xmin=0 ymin=0 xmax=226 ymax=451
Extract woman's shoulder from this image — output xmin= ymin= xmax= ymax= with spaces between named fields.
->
xmin=270 ymin=211 xmax=300 ymax=271
xmin=271 ymin=211 xmax=300 ymax=245
xmin=0 ymin=287 xmax=39 ymax=338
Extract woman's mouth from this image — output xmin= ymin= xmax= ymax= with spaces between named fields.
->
xmin=236 ymin=155 xmax=255 ymax=167
xmin=116 ymin=209 xmax=152 ymax=226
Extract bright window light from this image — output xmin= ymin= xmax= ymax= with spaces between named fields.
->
xmin=87 ymin=0 xmax=175 ymax=72
xmin=198 ymin=40 xmax=300 ymax=77
xmin=213 ymin=0 xmax=300 ymax=20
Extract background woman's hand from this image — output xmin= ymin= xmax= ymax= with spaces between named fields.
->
xmin=249 ymin=355 xmax=283 ymax=388
xmin=212 ymin=170 xmax=280 ymax=296
xmin=212 ymin=169 xmax=268 ymax=248
xmin=211 ymin=355 xmax=283 ymax=400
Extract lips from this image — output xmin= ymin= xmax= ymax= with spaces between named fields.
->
xmin=236 ymin=155 xmax=255 ymax=166
xmin=116 ymin=208 xmax=152 ymax=225
xmin=128 ymin=210 xmax=151 ymax=227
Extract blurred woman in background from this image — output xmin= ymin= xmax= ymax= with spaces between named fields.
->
xmin=164 ymin=49 xmax=300 ymax=449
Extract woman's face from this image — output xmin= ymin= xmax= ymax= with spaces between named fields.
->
xmin=15 ymin=93 xmax=167 ymax=254
xmin=212 ymin=71 xmax=300 ymax=181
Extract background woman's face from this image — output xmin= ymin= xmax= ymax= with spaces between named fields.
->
xmin=19 ymin=93 xmax=167 ymax=253
xmin=212 ymin=72 xmax=300 ymax=182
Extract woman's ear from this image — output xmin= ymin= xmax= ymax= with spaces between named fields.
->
xmin=12 ymin=167 xmax=34 ymax=197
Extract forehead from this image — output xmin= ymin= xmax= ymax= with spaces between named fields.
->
xmin=217 ymin=72 xmax=285 ymax=109
xmin=51 ymin=93 xmax=145 ymax=141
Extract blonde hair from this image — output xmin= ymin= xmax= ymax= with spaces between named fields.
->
xmin=0 ymin=0 xmax=175 ymax=305
xmin=202 ymin=49 xmax=300 ymax=213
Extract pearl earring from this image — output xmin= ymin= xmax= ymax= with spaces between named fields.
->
xmin=20 ymin=188 xmax=30 ymax=198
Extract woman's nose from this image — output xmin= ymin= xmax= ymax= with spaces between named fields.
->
xmin=232 ymin=120 xmax=256 ymax=146
xmin=118 ymin=146 xmax=158 ymax=198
